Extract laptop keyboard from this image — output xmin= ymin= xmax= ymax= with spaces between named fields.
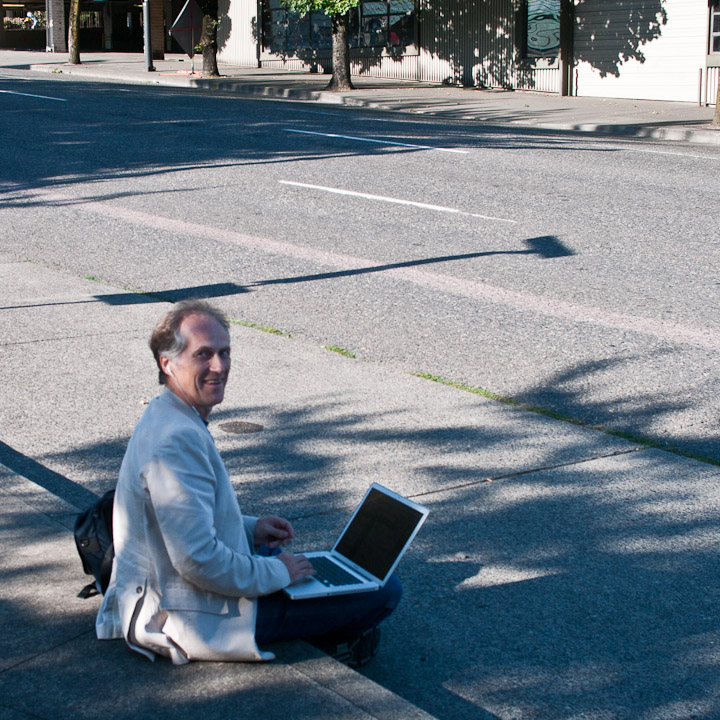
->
xmin=310 ymin=556 xmax=363 ymax=587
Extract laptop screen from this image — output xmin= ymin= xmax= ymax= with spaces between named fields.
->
xmin=334 ymin=485 xmax=426 ymax=580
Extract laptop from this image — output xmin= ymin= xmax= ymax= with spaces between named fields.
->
xmin=284 ymin=483 xmax=429 ymax=600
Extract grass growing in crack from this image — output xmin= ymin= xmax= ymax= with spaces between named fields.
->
xmin=412 ymin=372 xmax=720 ymax=467
xmin=324 ymin=345 xmax=356 ymax=358
xmin=232 ymin=319 xmax=293 ymax=338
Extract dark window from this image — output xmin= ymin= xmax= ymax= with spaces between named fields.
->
xmin=262 ymin=0 xmax=415 ymax=54
xmin=525 ymin=0 xmax=560 ymax=57
xmin=80 ymin=10 xmax=103 ymax=29
xmin=263 ymin=0 xmax=331 ymax=52
xmin=711 ymin=1 xmax=720 ymax=54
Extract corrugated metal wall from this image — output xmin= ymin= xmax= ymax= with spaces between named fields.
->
xmin=351 ymin=54 xmax=420 ymax=80
xmin=705 ymin=66 xmax=719 ymax=106
xmin=257 ymin=52 xmax=420 ymax=80
xmin=219 ymin=0 xmax=522 ymax=87
xmin=416 ymin=0 xmax=517 ymax=86
xmin=516 ymin=62 xmax=560 ymax=92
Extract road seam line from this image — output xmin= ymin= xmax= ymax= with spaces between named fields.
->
xmin=406 ymin=448 xmax=648 ymax=501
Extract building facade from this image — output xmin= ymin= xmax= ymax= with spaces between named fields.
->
xmin=2 ymin=0 xmax=164 ymax=55
xmin=214 ymin=0 xmax=718 ymax=104
xmin=1 ymin=0 xmax=716 ymax=104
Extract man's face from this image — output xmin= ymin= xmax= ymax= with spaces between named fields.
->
xmin=160 ymin=313 xmax=231 ymax=420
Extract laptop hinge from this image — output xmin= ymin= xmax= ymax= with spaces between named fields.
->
xmin=329 ymin=551 xmax=380 ymax=584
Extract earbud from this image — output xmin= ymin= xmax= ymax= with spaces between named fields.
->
xmin=166 ymin=363 xmax=174 ymax=378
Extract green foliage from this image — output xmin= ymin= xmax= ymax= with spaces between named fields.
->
xmin=412 ymin=372 xmax=720 ymax=467
xmin=323 ymin=345 xmax=356 ymax=358
xmin=232 ymin=319 xmax=293 ymax=338
xmin=281 ymin=0 xmax=360 ymax=17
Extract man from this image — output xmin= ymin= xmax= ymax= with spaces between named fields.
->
xmin=97 ymin=300 xmax=400 ymax=666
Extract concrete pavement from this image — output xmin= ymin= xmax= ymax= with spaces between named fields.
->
xmin=3 ymin=49 xmax=720 ymax=719
xmin=2 ymin=248 xmax=720 ymax=718
xmin=0 ymin=49 xmax=718 ymax=145
xmin=0 ymin=256 xmax=436 ymax=720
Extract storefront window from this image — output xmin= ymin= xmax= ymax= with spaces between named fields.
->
xmin=3 ymin=7 xmax=46 ymax=31
xmin=526 ymin=0 xmax=560 ymax=57
xmin=263 ymin=0 xmax=330 ymax=52
xmin=80 ymin=10 xmax=103 ymax=29
xmin=262 ymin=0 xmax=414 ymax=54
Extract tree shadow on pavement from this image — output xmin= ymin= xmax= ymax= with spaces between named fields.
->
xmin=0 ymin=76 xmax=632 ymax=200
xmin=362 ymin=452 xmax=720 ymax=720
xmin=510 ymin=350 xmax=720 ymax=464
xmin=3 ymin=377 xmax=720 ymax=718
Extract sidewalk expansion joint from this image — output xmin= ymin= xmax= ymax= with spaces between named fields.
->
xmin=2 ymin=329 xmax=143 ymax=348
xmin=0 ymin=703 xmax=46 ymax=720
xmin=286 ymin=448 xmax=647 ymax=523
xmin=406 ymin=447 xmax=647 ymax=501
xmin=0 ymin=629 xmax=95 ymax=676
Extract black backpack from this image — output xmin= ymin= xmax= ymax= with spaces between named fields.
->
xmin=74 ymin=489 xmax=115 ymax=598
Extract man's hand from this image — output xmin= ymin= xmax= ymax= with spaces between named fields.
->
xmin=254 ymin=515 xmax=295 ymax=549
xmin=278 ymin=552 xmax=316 ymax=584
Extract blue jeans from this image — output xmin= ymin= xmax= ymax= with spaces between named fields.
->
xmin=254 ymin=574 xmax=402 ymax=646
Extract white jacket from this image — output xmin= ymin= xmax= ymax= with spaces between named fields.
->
xmin=96 ymin=388 xmax=290 ymax=664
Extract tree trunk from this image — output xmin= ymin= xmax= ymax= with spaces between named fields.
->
xmin=199 ymin=0 xmax=219 ymax=77
xmin=326 ymin=11 xmax=353 ymax=91
xmin=714 ymin=78 xmax=720 ymax=128
xmin=67 ymin=0 xmax=80 ymax=64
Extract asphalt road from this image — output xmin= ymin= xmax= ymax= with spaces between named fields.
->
xmin=2 ymin=69 xmax=719 ymax=463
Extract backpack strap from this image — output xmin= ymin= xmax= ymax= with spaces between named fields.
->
xmin=99 ymin=542 xmax=115 ymax=594
xmin=77 ymin=542 xmax=114 ymax=598
xmin=78 ymin=582 xmax=100 ymax=599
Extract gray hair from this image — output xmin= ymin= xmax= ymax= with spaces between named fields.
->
xmin=149 ymin=300 xmax=230 ymax=384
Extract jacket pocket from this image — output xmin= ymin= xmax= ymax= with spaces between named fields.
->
xmin=161 ymin=584 xmax=231 ymax=615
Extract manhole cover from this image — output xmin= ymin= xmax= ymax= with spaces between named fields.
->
xmin=219 ymin=421 xmax=264 ymax=434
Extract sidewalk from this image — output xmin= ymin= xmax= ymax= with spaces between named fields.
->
xmin=0 ymin=255 xmax=435 ymax=720
xmin=1 ymin=49 xmax=719 ymax=145
xmin=0 ymin=470 xmax=431 ymax=720
xmin=2 ymin=254 xmax=720 ymax=718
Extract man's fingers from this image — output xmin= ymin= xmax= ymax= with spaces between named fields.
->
xmin=276 ymin=519 xmax=295 ymax=539
xmin=269 ymin=517 xmax=294 ymax=540
xmin=278 ymin=552 xmax=316 ymax=583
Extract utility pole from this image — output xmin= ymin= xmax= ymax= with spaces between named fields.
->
xmin=143 ymin=0 xmax=155 ymax=71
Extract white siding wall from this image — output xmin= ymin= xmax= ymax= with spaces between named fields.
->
xmin=217 ymin=0 xmax=258 ymax=66
xmin=573 ymin=0 xmax=708 ymax=102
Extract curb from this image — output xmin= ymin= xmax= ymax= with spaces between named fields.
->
xmin=516 ymin=121 xmax=720 ymax=145
xmin=530 ymin=122 xmax=720 ymax=145
xmin=28 ymin=62 xmax=720 ymax=146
